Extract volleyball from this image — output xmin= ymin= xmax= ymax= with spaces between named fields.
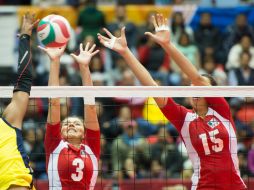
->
xmin=37 ymin=14 xmax=71 ymax=48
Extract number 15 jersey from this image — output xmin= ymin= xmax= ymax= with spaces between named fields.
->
xmin=160 ymin=97 xmax=247 ymax=190
xmin=44 ymin=123 xmax=100 ymax=190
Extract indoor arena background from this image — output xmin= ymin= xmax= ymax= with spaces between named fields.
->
xmin=1 ymin=0 xmax=254 ymax=190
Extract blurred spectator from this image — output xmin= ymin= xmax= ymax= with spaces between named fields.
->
xmin=98 ymin=134 xmax=112 ymax=179
xmin=77 ymin=0 xmax=105 ymax=44
xmin=106 ymin=56 xmax=129 ymax=85
xmin=239 ymin=149 xmax=250 ymax=179
xmin=170 ymin=11 xmax=194 ymax=45
xmin=228 ymin=51 xmax=254 ymax=86
xmin=224 ymin=13 xmax=254 ymax=54
xmin=150 ymin=126 xmax=183 ymax=178
xmin=107 ymin=4 xmax=137 ymax=49
xmin=150 ymin=160 xmax=164 ymax=178
xmin=117 ymin=69 xmax=139 ymax=86
xmin=199 ymin=57 xmax=227 ymax=85
xmin=174 ymin=32 xmax=200 ymax=72
xmin=111 ymin=120 xmax=149 ymax=179
xmin=138 ymin=11 xmax=157 ymax=47
xmin=23 ymin=127 xmax=46 ymax=179
xmin=113 ymin=69 xmax=146 ymax=118
xmin=90 ymin=55 xmax=104 ymax=73
xmin=138 ymin=38 xmax=169 ymax=85
xmin=194 ymin=12 xmax=222 ymax=63
xmin=248 ymin=139 xmax=254 ymax=176
xmin=102 ymin=105 xmax=131 ymax=143
xmin=226 ymin=35 xmax=254 ymax=69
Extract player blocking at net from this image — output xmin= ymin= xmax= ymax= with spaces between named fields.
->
xmin=0 ymin=13 xmax=38 ymax=190
xmin=38 ymin=43 xmax=100 ymax=190
xmin=98 ymin=14 xmax=247 ymax=190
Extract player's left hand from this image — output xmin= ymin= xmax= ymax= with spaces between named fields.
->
xmin=38 ymin=45 xmax=66 ymax=62
xmin=97 ymin=27 xmax=128 ymax=56
xmin=20 ymin=12 xmax=39 ymax=36
xmin=71 ymin=43 xmax=99 ymax=66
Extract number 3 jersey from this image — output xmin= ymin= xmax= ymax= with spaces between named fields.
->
xmin=160 ymin=97 xmax=247 ymax=190
xmin=44 ymin=122 xmax=100 ymax=190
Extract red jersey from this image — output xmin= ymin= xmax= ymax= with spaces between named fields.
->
xmin=44 ymin=123 xmax=100 ymax=190
xmin=161 ymin=97 xmax=247 ymax=190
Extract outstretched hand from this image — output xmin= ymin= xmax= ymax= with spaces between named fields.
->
xmin=145 ymin=14 xmax=170 ymax=47
xmin=20 ymin=12 xmax=39 ymax=36
xmin=38 ymin=45 xmax=66 ymax=62
xmin=97 ymin=27 xmax=128 ymax=55
xmin=71 ymin=43 xmax=99 ymax=66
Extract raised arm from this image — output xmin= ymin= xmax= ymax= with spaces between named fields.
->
xmin=38 ymin=46 xmax=66 ymax=124
xmin=145 ymin=14 xmax=209 ymax=86
xmin=2 ymin=13 xmax=38 ymax=129
xmin=97 ymin=28 xmax=167 ymax=107
xmin=71 ymin=43 xmax=100 ymax=131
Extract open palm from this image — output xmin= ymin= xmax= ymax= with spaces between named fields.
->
xmin=71 ymin=43 xmax=99 ymax=66
xmin=145 ymin=14 xmax=170 ymax=47
xmin=97 ymin=27 xmax=128 ymax=55
xmin=38 ymin=45 xmax=66 ymax=61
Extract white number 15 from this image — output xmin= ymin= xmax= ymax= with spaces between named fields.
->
xmin=199 ymin=129 xmax=224 ymax=155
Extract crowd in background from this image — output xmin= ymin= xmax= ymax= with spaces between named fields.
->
xmin=1 ymin=0 xmax=254 ymax=184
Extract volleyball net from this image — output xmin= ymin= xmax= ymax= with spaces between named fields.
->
xmin=1 ymin=86 xmax=254 ymax=190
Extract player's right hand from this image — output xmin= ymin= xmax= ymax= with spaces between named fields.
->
xmin=20 ymin=12 xmax=39 ymax=36
xmin=38 ymin=45 xmax=66 ymax=62
xmin=97 ymin=27 xmax=128 ymax=55
xmin=145 ymin=14 xmax=170 ymax=47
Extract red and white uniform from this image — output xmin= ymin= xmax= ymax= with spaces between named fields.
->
xmin=161 ymin=97 xmax=247 ymax=190
xmin=45 ymin=123 xmax=100 ymax=190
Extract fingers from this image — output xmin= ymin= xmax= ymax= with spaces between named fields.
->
xmin=70 ymin=53 xmax=77 ymax=60
xmin=91 ymin=49 xmax=100 ymax=56
xmin=84 ymin=42 xmax=89 ymax=51
xmin=144 ymin=32 xmax=155 ymax=38
xmin=37 ymin=45 xmax=47 ymax=52
xmin=164 ymin=17 xmax=168 ymax=27
xmin=157 ymin=13 xmax=163 ymax=27
xmin=152 ymin=15 xmax=159 ymax=29
xmin=153 ymin=13 xmax=169 ymax=32
xmin=79 ymin=43 xmax=84 ymax=52
xmin=32 ymin=19 xmax=40 ymax=27
xmin=97 ymin=33 xmax=110 ymax=47
xmin=121 ymin=27 xmax=126 ymax=39
xmin=89 ymin=44 xmax=96 ymax=53
xmin=103 ymin=28 xmax=114 ymax=38
xmin=97 ymin=33 xmax=110 ymax=42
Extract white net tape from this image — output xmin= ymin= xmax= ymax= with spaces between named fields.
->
xmin=1 ymin=86 xmax=254 ymax=98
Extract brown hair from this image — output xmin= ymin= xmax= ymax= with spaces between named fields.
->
xmin=201 ymin=73 xmax=217 ymax=86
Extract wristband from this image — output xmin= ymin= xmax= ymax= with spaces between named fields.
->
xmin=83 ymin=97 xmax=96 ymax=105
xmin=104 ymin=37 xmax=116 ymax=49
xmin=155 ymin=25 xmax=169 ymax=32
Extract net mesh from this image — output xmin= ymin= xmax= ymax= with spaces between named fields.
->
xmin=1 ymin=86 xmax=254 ymax=190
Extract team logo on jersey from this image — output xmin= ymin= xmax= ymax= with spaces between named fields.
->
xmin=207 ymin=118 xmax=220 ymax=128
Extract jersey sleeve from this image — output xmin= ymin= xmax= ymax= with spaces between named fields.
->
xmin=160 ymin=98 xmax=189 ymax=131
xmin=205 ymin=97 xmax=231 ymax=120
xmin=84 ymin=129 xmax=100 ymax=159
xmin=44 ymin=122 xmax=62 ymax=154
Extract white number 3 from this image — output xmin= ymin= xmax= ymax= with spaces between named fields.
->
xmin=71 ymin=158 xmax=84 ymax=181
xmin=199 ymin=129 xmax=224 ymax=155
